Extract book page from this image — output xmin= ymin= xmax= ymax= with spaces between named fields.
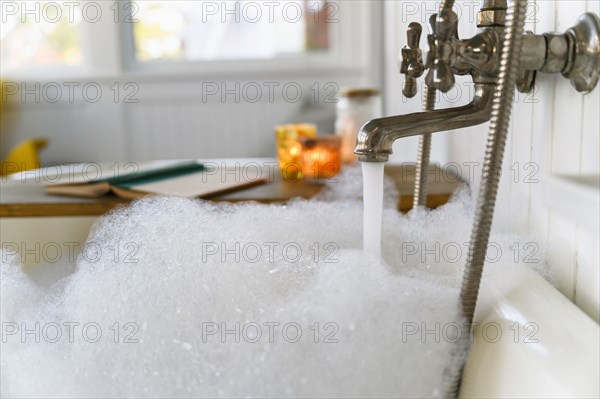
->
xmin=129 ymin=170 xmax=267 ymax=198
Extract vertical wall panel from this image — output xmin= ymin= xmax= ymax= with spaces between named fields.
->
xmin=576 ymin=231 xmax=600 ymax=320
xmin=527 ymin=0 xmax=557 ymax=239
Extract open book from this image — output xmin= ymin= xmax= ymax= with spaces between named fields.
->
xmin=46 ymin=161 xmax=268 ymax=199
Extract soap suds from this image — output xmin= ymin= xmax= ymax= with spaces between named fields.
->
xmin=1 ymin=164 xmax=548 ymax=398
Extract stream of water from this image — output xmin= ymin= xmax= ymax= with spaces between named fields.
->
xmin=362 ymin=162 xmax=385 ymax=257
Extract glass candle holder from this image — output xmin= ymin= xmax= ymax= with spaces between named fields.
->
xmin=275 ymin=124 xmax=317 ymax=181
xmin=299 ymin=136 xmax=342 ymax=182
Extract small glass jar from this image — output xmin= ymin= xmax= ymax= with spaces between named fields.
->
xmin=275 ymin=124 xmax=317 ymax=180
xmin=299 ymin=136 xmax=342 ymax=182
xmin=335 ymin=88 xmax=382 ymax=164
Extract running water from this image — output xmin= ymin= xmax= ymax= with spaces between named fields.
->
xmin=362 ymin=162 xmax=385 ymax=257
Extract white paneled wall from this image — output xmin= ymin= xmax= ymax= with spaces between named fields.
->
xmin=1 ymin=76 xmax=361 ymax=163
xmin=388 ymin=0 xmax=599 ymax=321
xmin=125 ymin=88 xmax=328 ymax=160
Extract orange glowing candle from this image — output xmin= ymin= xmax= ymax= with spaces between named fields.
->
xmin=299 ymin=136 xmax=342 ymax=182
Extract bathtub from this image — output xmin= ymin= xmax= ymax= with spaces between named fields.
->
xmin=460 ymin=264 xmax=600 ymax=398
xmin=1 ymin=163 xmax=598 ymax=397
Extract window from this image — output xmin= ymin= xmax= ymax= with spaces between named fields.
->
xmin=1 ymin=0 xmax=371 ymax=78
xmin=0 ymin=1 xmax=83 ymax=70
xmin=131 ymin=0 xmax=333 ymax=62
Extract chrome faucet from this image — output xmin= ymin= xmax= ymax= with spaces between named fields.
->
xmin=354 ymin=3 xmax=600 ymax=163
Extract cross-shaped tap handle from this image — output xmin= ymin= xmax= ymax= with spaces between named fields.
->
xmin=400 ymin=22 xmax=425 ymax=98
xmin=425 ymin=11 xmax=458 ymax=93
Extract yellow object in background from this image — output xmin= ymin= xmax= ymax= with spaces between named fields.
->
xmin=1 ymin=138 xmax=48 ymax=176
xmin=275 ymin=124 xmax=317 ymax=181
xmin=0 ymin=81 xmax=48 ymax=176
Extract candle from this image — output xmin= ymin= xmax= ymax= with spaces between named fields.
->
xmin=299 ymin=136 xmax=342 ymax=182
xmin=275 ymin=124 xmax=317 ymax=180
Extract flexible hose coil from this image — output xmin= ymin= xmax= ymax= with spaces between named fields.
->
xmin=461 ymin=0 xmax=528 ymax=329
xmin=447 ymin=1 xmax=528 ymax=397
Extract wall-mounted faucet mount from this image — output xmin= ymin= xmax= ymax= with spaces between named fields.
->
xmin=355 ymin=4 xmax=600 ymax=163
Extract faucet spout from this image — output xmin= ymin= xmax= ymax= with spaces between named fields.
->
xmin=354 ymin=83 xmax=495 ymax=162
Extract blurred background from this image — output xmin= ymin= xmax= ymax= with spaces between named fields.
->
xmin=1 ymin=0 xmax=389 ymax=163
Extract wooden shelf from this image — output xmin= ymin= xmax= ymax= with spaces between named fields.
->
xmin=0 ymin=162 xmax=464 ymax=218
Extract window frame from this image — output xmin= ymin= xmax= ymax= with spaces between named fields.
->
xmin=119 ymin=0 xmax=368 ymax=77
xmin=0 ymin=0 xmax=379 ymax=82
